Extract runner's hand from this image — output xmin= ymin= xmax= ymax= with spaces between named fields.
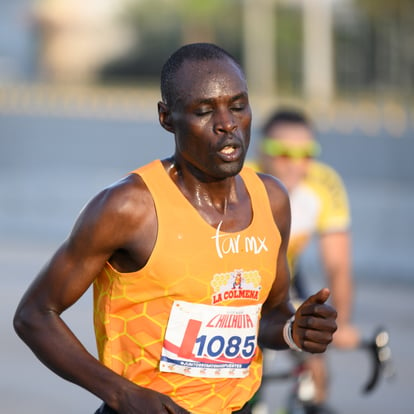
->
xmin=292 ymin=288 xmax=337 ymax=353
xmin=116 ymin=384 xmax=191 ymax=414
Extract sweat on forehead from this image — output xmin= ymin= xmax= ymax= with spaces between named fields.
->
xmin=160 ymin=43 xmax=244 ymax=105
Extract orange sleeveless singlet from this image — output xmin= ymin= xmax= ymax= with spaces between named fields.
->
xmin=93 ymin=160 xmax=281 ymax=413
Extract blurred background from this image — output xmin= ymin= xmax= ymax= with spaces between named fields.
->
xmin=1 ymin=0 xmax=413 ymax=413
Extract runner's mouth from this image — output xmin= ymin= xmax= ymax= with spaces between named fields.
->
xmin=218 ymin=144 xmax=243 ymax=161
xmin=220 ymin=145 xmax=237 ymax=155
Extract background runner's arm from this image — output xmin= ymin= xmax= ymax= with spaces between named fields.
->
xmin=314 ymin=165 xmax=359 ymax=348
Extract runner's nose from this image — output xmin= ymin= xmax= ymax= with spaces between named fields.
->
xmin=214 ymin=109 xmax=237 ymax=134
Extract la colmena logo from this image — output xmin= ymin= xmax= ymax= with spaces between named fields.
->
xmin=211 ymin=269 xmax=262 ymax=304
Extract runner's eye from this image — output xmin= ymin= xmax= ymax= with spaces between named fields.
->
xmin=231 ymin=104 xmax=245 ymax=112
xmin=195 ymin=106 xmax=213 ymax=116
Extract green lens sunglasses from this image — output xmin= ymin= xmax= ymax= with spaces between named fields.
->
xmin=261 ymin=138 xmax=321 ymax=159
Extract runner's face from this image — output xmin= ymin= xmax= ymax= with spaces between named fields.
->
xmin=169 ymin=58 xmax=251 ymax=180
xmin=262 ymin=124 xmax=314 ymax=192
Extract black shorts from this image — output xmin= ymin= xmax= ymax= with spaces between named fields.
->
xmin=95 ymin=401 xmax=252 ymax=414
xmin=94 ymin=404 xmax=116 ymax=414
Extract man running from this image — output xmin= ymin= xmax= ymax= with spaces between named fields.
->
xmin=14 ymin=43 xmax=337 ymax=414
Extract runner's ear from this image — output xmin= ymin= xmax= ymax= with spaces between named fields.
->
xmin=158 ymin=101 xmax=175 ymax=133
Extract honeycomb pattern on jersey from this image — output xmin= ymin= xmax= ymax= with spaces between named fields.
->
xmin=94 ymin=265 xmax=264 ymax=413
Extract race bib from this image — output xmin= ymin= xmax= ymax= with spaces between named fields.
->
xmin=160 ymin=301 xmax=261 ymax=378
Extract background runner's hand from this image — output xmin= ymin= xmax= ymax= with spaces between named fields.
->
xmin=116 ymin=384 xmax=191 ymax=414
xmin=333 ymin=323 xmax=360 ymax=348
xmin=292 ymin=288 xmax=337 ymax=353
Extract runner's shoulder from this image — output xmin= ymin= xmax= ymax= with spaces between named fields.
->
xmin=82 ymin=172 xmax=153 ymax=226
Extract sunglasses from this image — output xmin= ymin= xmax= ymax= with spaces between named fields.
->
xmin=261 ymin=138 xmax=321 ymax=159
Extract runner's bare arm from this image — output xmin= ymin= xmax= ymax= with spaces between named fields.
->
xmin=257 ymin=174 xmax=337 ymax=353
xmin=257 ymin=174 xmax=296 ymax=349
xmin=13 ymin=174 xmax=190 ymax=414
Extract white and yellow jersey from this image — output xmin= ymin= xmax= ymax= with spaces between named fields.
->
xmin=248 ymin=160 xmax=350 ymax=271
xmin=287 ymin=161 xmax=350 ymax=267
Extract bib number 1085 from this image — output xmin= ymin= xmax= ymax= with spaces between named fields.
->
xmin=178 ymin=319 xmax=256 ymax=360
